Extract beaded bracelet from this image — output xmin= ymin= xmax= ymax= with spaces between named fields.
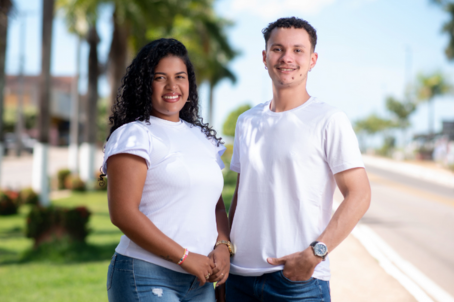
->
xmin=178 ymin=248 xmax=189 ymax=265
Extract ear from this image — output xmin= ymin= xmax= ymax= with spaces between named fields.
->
xmin=310 ymin=52 xmax=318 ymax=70
xmin=262 ymin=50 xmax=267 ymax=67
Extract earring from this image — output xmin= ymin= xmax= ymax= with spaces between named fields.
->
xmin=265 ymin=66 xmax=268 ymax=70
xmin=187 ymin=99 xmax=191 ymax=103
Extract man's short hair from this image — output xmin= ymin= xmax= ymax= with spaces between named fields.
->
xmin=262 ymin=17 xmax=317 ymax=52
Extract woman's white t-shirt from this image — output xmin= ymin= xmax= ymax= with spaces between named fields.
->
xmin=102 ymin=115 xmax=226 ymax=274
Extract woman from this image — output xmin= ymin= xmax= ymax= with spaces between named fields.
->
xmin=102 ymin=38 xmax=231 ymax=302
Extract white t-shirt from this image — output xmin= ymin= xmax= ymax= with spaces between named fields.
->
xmin=102 ymin=115 xmax=226 ymax=274
xmin=230 ymin=97 xmax=364 ymax=280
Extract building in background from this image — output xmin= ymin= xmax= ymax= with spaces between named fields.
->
xmin=4 ymin=75 xmax=80 ymax=147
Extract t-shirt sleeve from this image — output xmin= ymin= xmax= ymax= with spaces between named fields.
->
xmin=230 ymin=119 xmax=242 ymax=173
xmin=102 ymin=122 xmax=152 ymax=174
xmin=215 ymin=143 xmax=227 ymax=170
xmin=325 ymin=112 xmax=364 ymax=175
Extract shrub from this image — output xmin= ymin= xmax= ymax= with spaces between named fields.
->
xmin=19 ymin=187 xmax=39 ymax=205
xmin=65 ymin=175 xmax=86 ymax=192
xmin=57 ymin=169 xmax=72 ymax=190
xmin=26 ymin=205 xmax=91 ymax=246
xmin=223 ymin=169 xmax=238 ymax=187
xmin=0 ymin=191 xmax=20 ymax=215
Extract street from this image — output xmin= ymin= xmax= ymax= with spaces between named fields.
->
xmin=334 ymin=164 xmax=454 ymax=299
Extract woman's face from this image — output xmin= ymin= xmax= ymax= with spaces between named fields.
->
xmin=151 ymin=55 xmax=190 ymax=122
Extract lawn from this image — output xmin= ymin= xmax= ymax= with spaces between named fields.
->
xmin=0 ymin=180 xmax=236 ymax=301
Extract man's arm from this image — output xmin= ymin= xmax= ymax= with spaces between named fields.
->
xmin=318 ymin=167 xmax=371 ymax=251
xmin=267 ymin=167 xmax=370 ymax=281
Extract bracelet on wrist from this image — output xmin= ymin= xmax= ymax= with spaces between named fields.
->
xmin=177 ymin=248 xmax=189 ymax=265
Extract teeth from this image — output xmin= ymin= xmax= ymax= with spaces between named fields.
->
xmin=163 ymin=95 xmax=179 ymax=99
xmin=280 ymin=68 xmax=294 ymax=71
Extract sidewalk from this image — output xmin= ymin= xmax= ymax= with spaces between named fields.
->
xmin=363 ymin=154 xmax=454 ymax=189
xmin=0 ymin=147 xmax=104 ymax=189
xmin=330 ymin=234 xmax=417 ymax=302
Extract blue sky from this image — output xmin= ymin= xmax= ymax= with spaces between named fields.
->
xmin=5 ymin=0 xmax=454 ymax=138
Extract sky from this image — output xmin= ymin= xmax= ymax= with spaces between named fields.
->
xmin=5 ymin=0 xmax=454 ymax=140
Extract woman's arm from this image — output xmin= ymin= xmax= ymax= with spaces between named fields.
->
xmin=107 ymin=153 xmax=214 ymax=285
xmin=208 ymin=195 xmax=230 ymax=285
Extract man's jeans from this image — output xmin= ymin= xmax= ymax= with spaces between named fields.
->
xmin=226 ymin=271 xmax=331 ymax=302
xmin=107 ymin=253 xmax=214 ymax=302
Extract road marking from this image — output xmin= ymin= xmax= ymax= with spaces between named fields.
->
xmin=333 ymin=200 xmax=454 ymax=302
xmin=367 ymin=172 xmax=454 ymax=208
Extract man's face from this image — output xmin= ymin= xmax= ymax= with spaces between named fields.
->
xmin=262 ymin=27 xmax=318 ymax=88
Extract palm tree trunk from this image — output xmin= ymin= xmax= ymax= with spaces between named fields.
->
xmin=33 ymin=0 xmax=55 ymax=206
xmin=0 ymin=0 xmax=12 ymax=187
xmin=68 ymin=37 xmax=81 ymax=174
xmin=208 ymin=82 xmax=214 ymax=124
xmin=108 ymin=11 xmax=128 ymax=128
xmin=429 ymin=98 xmax=434 ymax=135
xmin=80 ymin=25 xmax=99 ymax=188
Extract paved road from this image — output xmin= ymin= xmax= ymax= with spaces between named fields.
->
xmin=334 ymin=165 xmax=454 ymax=299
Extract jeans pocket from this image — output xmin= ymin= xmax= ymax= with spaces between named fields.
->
xmin=107 ymin=253 xmax=117 ymax=291
xmin=279 ymin=271 xmax=314 ymax=284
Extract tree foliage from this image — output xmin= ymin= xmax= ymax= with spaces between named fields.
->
xmin=385 ymin=96 xmax=416 ymax=129
xmin=222 ymin=104 xmax=251 ymax=137
xmin=431 ymin=0 xmax=454 ymax=59
xmin=416 ymin=71 xmax=452 ymax=101
xmin=354 ymin=114 xmax=395 ymax=135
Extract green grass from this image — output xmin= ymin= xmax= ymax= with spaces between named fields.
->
xmin=0 ymin=192 xmax=121 ymax=302
xmin=0 ymin=181 xmax=236 ymax=302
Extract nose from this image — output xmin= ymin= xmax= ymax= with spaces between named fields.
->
xmin=279 ymin=49 xmax=294 ymax=64
xmin=165 ymin=78 xmax=178 ymax=90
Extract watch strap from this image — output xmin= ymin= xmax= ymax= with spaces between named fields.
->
xmin=215 ymin=240 xmax=234 ymax=256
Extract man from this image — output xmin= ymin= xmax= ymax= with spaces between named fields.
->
xmin=225 ymin=17 xmax=371 ymax=301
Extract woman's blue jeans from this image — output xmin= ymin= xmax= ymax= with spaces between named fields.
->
xmin=107 ymin=253 xmax=215 ymax=302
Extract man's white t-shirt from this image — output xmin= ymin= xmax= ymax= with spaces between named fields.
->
xmin=102 ymin=115 xmax=225 ymax=274
xmin=229 ymin=97 xmax=364 ymax=281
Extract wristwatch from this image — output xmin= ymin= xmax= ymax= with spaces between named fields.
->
xmin=310 ymin=241 xmax=328 ymax=261
xmin=215 ymin=240 xmax=235 ymax=256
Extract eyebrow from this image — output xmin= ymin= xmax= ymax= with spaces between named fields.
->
xmin=270 ymin=43 xmax=306 ymax=48
xmin=154 ymin=71 xmax=188 ymax=75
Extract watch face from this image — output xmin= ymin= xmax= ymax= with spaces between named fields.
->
xmin=314 ymin=243 xmax=327 ymax=256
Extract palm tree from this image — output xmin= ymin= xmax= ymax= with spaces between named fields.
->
xmin=79 ymin=25 xmax=100 ymax=187
xmin=202 ymin=17 xmax=238 ymax=124
xmin=207 ymin=62 xmax=236 ymax=124
xmin=57 ymin=0 xmax=99 ymax=184
xmin=33 ymin=0 xmax=55 ymax=206
xmin=56 ymin=0 xmax=99 ymax=177
xmin=416 ymin=71 xmax=453 ymax=135
xmin=0 ymin=0 xmax=12 ymax=186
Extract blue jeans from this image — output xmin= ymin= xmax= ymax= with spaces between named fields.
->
xmin=107 ymin=253 xmax=215 ymax=302
xmin=226 ymin=272 xmax=331 ymax=302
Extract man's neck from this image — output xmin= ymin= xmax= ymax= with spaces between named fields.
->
xmin=270 ymin=84 xmax=311 ymax=113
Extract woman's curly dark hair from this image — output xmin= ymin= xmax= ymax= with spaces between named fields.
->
xmin=107 ymin=38 xmax=222 ymax=143
xmin=99 ymin=38 xmax=222 ymax=185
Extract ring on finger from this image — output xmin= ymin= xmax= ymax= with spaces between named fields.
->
xmin=205 ymin=273 xmax=210 ymax=279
